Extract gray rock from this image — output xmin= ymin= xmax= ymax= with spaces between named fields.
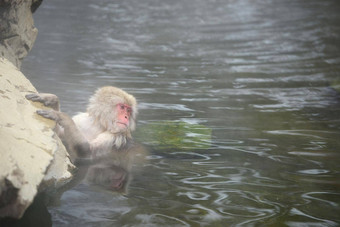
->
xmin=0 ymin=0 xmax=42 ymax=68
xmin=0 ymin=0 xmax=79 ymax=219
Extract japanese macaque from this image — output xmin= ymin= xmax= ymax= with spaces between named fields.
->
xmin=26 ymin=86 xmax=142 ymax=193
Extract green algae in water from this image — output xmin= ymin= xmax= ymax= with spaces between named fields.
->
xmin=331 ymin=79 xmax=340 ymax=93
xmin=134 ymin=121 xmax=212 ymax=150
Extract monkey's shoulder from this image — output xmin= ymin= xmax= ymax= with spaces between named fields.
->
xmin=72 ymin=112 xmax=102 ymax=140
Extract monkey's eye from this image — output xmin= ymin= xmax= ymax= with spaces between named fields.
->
xmin=118 ymin=103 xmax=132 ymax=114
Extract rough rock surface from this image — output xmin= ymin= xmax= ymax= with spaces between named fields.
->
xmin=0 ymin=0 xmax=42 ymax=69
xmin=0 ymin=58 xmax=75 ymax=219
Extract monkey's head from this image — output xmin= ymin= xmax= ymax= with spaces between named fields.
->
xmin=87 ymin=86 xmax=137 ymax=135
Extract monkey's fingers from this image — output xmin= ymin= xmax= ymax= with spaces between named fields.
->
xmin=27 ymin=93 xmax=60 ymax=111
xmin=36 ymin=110 xmax=59 ymax=121
xmin=26 ymin=93 xmax=43 ymax=102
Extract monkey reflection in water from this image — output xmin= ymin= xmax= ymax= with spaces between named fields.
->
xmin=26 ymin=86 xmax=145 ymax=194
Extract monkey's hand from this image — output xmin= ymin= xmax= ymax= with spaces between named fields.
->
xmin=36 ymin=110 xmax=72 ymax=126
xmin=36 ymin=109 xmax=60 ymax=121
xmin=37 ymin=109 xmax=91 ymax=162
xmin=26 ymin=93 xmax=60 ymax=111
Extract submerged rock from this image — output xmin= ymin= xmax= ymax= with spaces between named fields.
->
xmin=0 ymin=58 xmax=75 ymax=219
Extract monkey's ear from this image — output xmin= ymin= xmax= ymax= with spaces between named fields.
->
xmin=87 ymin=89 xmax=117 ymax=130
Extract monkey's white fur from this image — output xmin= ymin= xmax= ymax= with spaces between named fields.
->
xmin=72 ymin=86 xmax=137 ymax=153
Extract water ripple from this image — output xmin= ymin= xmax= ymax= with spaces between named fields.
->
xmin=288 ymin=208 xmax=338 ymax=226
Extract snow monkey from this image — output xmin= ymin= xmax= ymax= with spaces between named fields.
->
xmin=26 ymin=86 xmax=140 ymax=192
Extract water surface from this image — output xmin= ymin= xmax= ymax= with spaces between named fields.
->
xmin=22 ymin=0 xmax=340 ymax=226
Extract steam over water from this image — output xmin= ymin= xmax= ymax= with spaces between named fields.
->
xmin=22 ymin=0 xmax=340 ymax=226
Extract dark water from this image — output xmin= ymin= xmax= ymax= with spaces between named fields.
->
xmin=21 ymin=0 xmax=340 ymax=226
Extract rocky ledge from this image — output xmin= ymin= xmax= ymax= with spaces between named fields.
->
xmin=0 ymin=58 xmax=75 ymax=219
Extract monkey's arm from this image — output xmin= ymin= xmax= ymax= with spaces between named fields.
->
xmin=26 ymin=93 xmax=60 ymax=111
xmin=89 ymin=132 xmax=116 ymax=158
xmin=37 ymin=110 xmax=91 ymax=162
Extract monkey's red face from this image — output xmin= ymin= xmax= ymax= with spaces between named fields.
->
xmin=116 ymin=103 xmax=132 ymax=129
